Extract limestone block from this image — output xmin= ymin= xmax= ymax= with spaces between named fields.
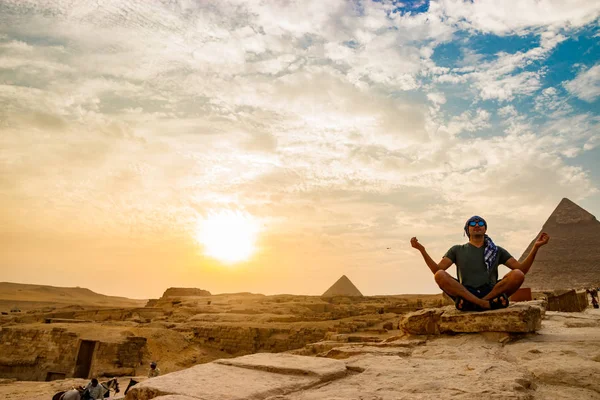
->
xmin=401 ymin=302 xmax=543 ymax=335
xmin=320 ymin=345 xmax=412 ymax=359
xmin=399 ymin=308 xmax=443 ymax=335
xmin=214 ymin=353 xmax=347 ymax=380
xmin=126 ymin=362 xmax=317 ymax=400
xmin=278 ymin=355 xmax=537 ymax=400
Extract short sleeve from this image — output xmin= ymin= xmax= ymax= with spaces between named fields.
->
xmin=444 ymin=245 xmax=458 ymax=263
xmin=497 ymin=246 xmax=512 ymax=265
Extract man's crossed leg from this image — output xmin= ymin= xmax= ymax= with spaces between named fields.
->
xmin=434 ymin=269 xmax=525 ymax=310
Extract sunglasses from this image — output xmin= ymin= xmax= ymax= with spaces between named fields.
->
xmin=469 ymin=220 xmax=485 ymax=227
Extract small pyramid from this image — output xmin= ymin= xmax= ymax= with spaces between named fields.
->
xmin=520 ymin=198 xmax=600 ymax=291
xmin=322 ymin=275 xmax=363 ymax=297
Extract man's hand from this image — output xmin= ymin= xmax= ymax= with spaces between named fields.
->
xmin=410 ymin=237 xmax=425 ymax=252
xmin=534 ymin=232 xmax=550 ymax=248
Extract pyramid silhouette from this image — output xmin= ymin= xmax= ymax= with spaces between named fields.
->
xmin=520 ymin=198 xmax=600 ymax=291
xmin=322 ymin=275 xmax=363 ymax=297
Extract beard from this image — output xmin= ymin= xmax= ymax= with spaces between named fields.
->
xmin=471 ymin=232 xmax=485 ymax=239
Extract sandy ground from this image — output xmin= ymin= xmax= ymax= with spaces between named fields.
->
xmin=0 ymin=376 xmax=146 ymax=400
xmin=0 ymin=282 xmax=146 ymax=312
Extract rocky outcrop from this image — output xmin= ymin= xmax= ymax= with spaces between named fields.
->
xmin=400 ymin=301 xmax=544 ymax=335
xmin=161 ymin=288 xmax=211 ymax=298
xmin=5 ymin=306 xmax=600 ymax=399
xmin=125 ymin=354 xmax=348 ymax=400
xmin=125 ymin=311 xmax=600 ymax=400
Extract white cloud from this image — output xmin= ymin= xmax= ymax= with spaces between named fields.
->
xmin=432 ymin=29 xmax=567 ymax=102
xmin=427 ymin=92 xmax=446 ymax=105
xmin=437 ymin=0 xmax=600 ymax=35
xmin=564 ymin=64 xmax=600 ymax=102
xmin=475 ymin=70 xmax=542 ymax=101
xmin=0 ymin=0 xmax=599 ymax=296
xmin=534 ymin=86 xmax=573 ymax=116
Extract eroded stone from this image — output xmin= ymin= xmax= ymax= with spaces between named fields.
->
xmin=401 ymin=302 xmax=543 ymax=335
xmin=214 ymin=353 xmax=347 ymax=379
xmin=276 ymin=355 xmax=537 ymax=400
xmin=320 ymin=345 xmax=412 ymax=359
xmin=126 ymin=363 xmax=316 ymax=400
xmin=126 ymin=355 xmax=348 ymax=400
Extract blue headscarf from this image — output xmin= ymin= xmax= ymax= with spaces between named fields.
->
xmin=465 ymin=216 xmax=498 ymax=272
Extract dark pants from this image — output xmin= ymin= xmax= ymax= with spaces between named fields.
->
xmin=445 ymin=278 xmax=497 ymax=301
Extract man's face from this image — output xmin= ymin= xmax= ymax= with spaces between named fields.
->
xmin=468 ymin=219 xmax=486 ymax=237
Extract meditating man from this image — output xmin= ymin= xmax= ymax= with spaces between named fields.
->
xmin=410 ymin=215 xmax=549 ymax=311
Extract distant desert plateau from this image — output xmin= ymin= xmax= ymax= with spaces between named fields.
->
xmin=0 ymin=282 xmax=147 ymax=312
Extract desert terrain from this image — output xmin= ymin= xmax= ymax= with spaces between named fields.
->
xmin=0 ymin=282 xmax=599 ymax=399
xmin=0 ymin=282 xmax=146 ymax=313
xmin=0 ymin=281 xmax=449 ymax=399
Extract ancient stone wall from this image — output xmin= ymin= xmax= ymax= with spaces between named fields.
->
xmin=0 ymin=327 xmax=148 ymax=381
xmin=91 ymin=337 xmax=148 ymax=377
xmin=0 ymin=327 xmax=78 ymax=381
xmin=544 ymin=290 xmax=588 ymax=312
xmin=189 ymin=326 xmax=329 ymax=355
xmin=162 ymin=288 xmax=211 ymax=297
xmin=8 ymin=307 xmax=165 ymax=325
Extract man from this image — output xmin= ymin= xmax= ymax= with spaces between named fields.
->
xmin=588 ymin=288 xmax=599 ymax=309
xmin=148 ymin=361 xmax=161 ymax=378
xmin=410 ymin=215 xmax=549 ymax=311
xmin=82 ymin=378 xmax=106 ymax=400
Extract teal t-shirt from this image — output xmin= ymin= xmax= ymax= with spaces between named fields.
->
xmin=444 ymin=243 xmax=512 ymax=288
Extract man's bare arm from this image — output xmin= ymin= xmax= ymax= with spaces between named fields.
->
xmin=504 ymin=232 xmax=549 ymax=274
xmin=410 ymin=237 xmax=453 ymax=274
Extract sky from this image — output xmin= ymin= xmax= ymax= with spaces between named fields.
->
xmin=0 ymin=0 xmax=599 ymax=299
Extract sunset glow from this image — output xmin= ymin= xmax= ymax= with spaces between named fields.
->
xmin=197 ymin=210 xmax=260 ymax=264
xmin=0 ymin=0 xmax=599 ymax=298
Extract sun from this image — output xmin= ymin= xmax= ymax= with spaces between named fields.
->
xmin=196 ymin=210 xmax=260 ymax=264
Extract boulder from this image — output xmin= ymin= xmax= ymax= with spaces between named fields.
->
xmin=400 ymin=301 xmax=543 ymax=335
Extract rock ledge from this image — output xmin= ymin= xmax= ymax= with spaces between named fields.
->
xmin=400 ymin=301 xmax=544 ymax=335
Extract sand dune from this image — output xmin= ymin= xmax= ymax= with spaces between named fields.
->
xmin=0 ymin=282 xmax=146 ymax=311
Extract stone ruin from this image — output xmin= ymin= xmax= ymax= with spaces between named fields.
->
xmin=0 ymin=289 xmax=444 ymax=386
xmin=515 ymin=198 xmax=599 ymax=312
xmin=146 ymin=287 xmax=212 ymax=307
xmin=161 ymin=288 xmax=212 ymax=298
xmin=123 ymin=300 xmax=600 ymax=400
xmin=520 ymin=198 xmax=600 ymax=292
xmin=321 ymin=275 xmax=363 ymax=297
xmin=542 ymin=289 xmax=588 ymax=312
xmin=0 ymin=326 xmax=147 ymax=381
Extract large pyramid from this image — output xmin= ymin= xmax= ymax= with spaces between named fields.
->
xmin=322 ymin=275 xmax=363 ymax=297
xmin=520 ymin=198 xmax=600 ymax=291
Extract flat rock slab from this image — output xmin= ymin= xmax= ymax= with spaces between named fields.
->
xmin=126 ymin=355 xmax=347 ymax=400
xmin=321 ymin=345 xmax=412 ymax=359
xmin=214 ymin=353 xmax=346 ymax=379
xmin=275 ymin=355 xmax=536 ymax=400
xmin=400 ymin=301 xmax=543 ymax=335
